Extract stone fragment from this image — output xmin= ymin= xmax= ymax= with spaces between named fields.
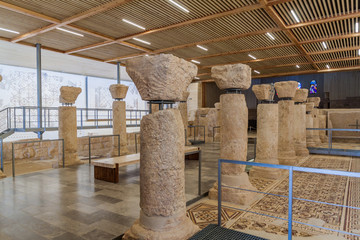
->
xmin=125 ymin=54 xmax=197 ymax=101
xmin=274 ymin=81 xmax=298 ymax=98
xmin=293 ymin=89 xmax=309 ymax=103
xmin=211 ymin=63 xmax=251 ymax=90
xmin=307 ymin=97 xmax=321 ymax=107
xmin=109 ymin=84 xmax=128 ymax=99
xmin=252 ymin=84 xmax=272 ymax=101
xmin=306 ymin=102 xmax=315 ymax=112
xmin=59 ymin=86 xmax=82 ymax=104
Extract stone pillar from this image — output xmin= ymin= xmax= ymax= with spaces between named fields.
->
xmin=307 ymin=97 xmax=321 ymax=144
xmin=208 ymin=63 xmax=257 ymax=205
xmin=0 ymin=75 xmax=6 ymax=178
xmin=58 ymin=86 xmax=82 ymax=166
xmin=249 ymin=84 xmax=281 ymax=179
xmin=306 ymin=103 xmax=316 ymax=147
xmin=318 ymin=114 xmax=327 ymax=142
xmin=123 ymin=54 xmax=199 ymax=240
xmin=293 ymin=89 xmax=309 ymax=157
xmin=178 ymin=92 xmax=191 ymax=145
xmin=110 ymin=84 xmax=129 ymax=155
xmin=274 ymin=81 xmax=298 ymax=166
xmin=214 ymin=102 xmax=220 ymax=142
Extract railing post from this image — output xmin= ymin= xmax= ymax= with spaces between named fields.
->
xmin=135 ymin=133 xmax=138 ymax=153
xmin=12 ymin=143 xmax=15 ymax=177
xmin=88 ymin=137 xmax=91 ymax=164
xmin=218 ymin=159 xmax=222 ymax=226
xmin=62 ymin=139 xmax=65 ymax=168
xmin=0 ymin=139 xmax=3 ymax=172
xmin=80 ymin=109 xmax=83 ymax=129
xmin=198 ymin=150 xmax=202 ymax=196
xmin=14 ymin=107 xmax=16 ymax=129
xmin=288 ymin=166 xmax=293 ymax=240
xmin=118 ymin=135 xmax=120 ymax=156
xmin=22 ymin=107 xmax=26 ymax=130
xmin=329 ymin=130 xmax=333 ymax=152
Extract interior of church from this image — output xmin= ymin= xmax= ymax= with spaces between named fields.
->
xmin=0 ymin=0 xmax=359 ymax=239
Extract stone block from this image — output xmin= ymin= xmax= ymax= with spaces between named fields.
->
xmin=211 ymin=63 xmax=251 ymax=90
xmin=306 ymin=102 xmax=314 ymax=112
xmin=109 ymin=84 xmax=128 ymax=99
xmin=181 ymin=91 xmax=190 ymax=102
xmin=252 ymin=84 xmax=271 ymax=101
xmin=59 ymin=86 xmax=82 ymax=104
xmin=125 ymin=54 xmax=197 ymax=101
xmin=274 ymin=81 xmax=298 ymax=98
xmin=307 ymin=97 xmax=321 ymax=107
xmin=293 ymin=89 xmax=309 ymax=103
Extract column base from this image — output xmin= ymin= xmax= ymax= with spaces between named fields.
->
xmin=306 ymin=138 xmax=317 ymax=148
xmin=295 ymin=145 xmax=309 ymax=157
xmin=0 ymin=170 xmax=6 ymax=179
xmin=63 ymin=153 xmax=82 ymax=166
xmin=278 ymin=151 xmax=297 ymax=166
xmin=123 ymin=213 xmax=199 ymax=240
xmin=320 ymin=135 xmax=328 ymax=143
xmin=249 ymin=166 xmax=283 ymax=180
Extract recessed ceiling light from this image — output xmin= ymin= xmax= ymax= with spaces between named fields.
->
xmin=248 ymin=54 xmax=257 ymax=60
xmin=266 ymin=32 xmax=275 ymax=40
xmin=169 ymin=0 xmax=189 ymax=13
xmin=56 ymin=27 xmax=84 ymax=37
xmin=356 ymin=22 xmax=359 ymax=33
xmin=133 ymin=38 xmax=151 ymax=45
xmin=326 ymin=64 xmax=330 ymax=69
xmin=254 ymin=70 xmax=260 ymax=74
xmin=291 ymin=10 xmax=300 ymax=23
xmin=194 ymin=77 xmax=200 ymax=79
xmin=322 ymin=41 xmax=327 ymax=49
xmin=0 ymin=27 xmax=19 ymax=34
xmin=145 ymin=54 xmax=149 ymax=56
xmin=296 ymin=65 xmax=300 ymax=68
xmin=122 ymin=19 xmax=145 ymax=30
xmin=191 ymin=60 xmax=200 ymax=64
xmin=358 ymin=49 xmax=360 ymax=55
xmin=196 ymin=45 xmax=208 ymax=51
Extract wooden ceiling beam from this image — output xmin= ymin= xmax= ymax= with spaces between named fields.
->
xmin=266 ymin=0 xmax=294 ymax=6
xmin=308 ymin=46 xmax=360 ymax=55
xmin=11 ymin=0 xmax=134 ymax=43
xmin=315 ymin=56 xmax=360 ymax=64
xmin=259 ymin=0 xmax=319 ymax=70
xmin=66 ymin=24 xmax=115 ymax=41
xmin=105 ymin=28 xmax=281 ymax=62
xmin=254 ymin=62 xmax=309 ymax=70
xmin=254 ymin=69 xmax=318 ymax=78
xmin=65 ymin=3 xmax=263 ymax=54
xmin=0 ymin=1 xmax=60 ymax=24
xmin=299 ymin=33 xmax=360 ymax=45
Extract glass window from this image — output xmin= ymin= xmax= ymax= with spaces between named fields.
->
xmin=309 ymin=80 xmax=317 ymax=94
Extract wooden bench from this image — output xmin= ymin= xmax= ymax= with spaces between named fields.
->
xmin=92 ymin=146 xmax=200 ymax=183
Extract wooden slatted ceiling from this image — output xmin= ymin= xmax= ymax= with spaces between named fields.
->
xmin=74 ymin=0 xmax=258 ymax=39
xmin=0 ymin=0 xmax=359 ymax=78
xmin=317 ymin=59 xmax=360 ymax=69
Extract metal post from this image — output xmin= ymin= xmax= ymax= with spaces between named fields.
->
xmin=254 ymin=138 xmax=257 ymax=159
xmin=288 ymin=167 xmax=293 ymax=240
xmin=36 ymin=43 xmax=43 ymax=139
xmin=135 ymin=133 xmax=138 ymax=153
xmin=198 ymin=150 xmax=202 ymax=196
xmin=85 ymin=76 xmax=88 ymax=120
xmin=329 ymin=130 xmax=333 ymax=152
xmin=12 ymin=143 xmax=15 ymax=177
xmin=80 ymin=109 xmax=83 ymax=129
xmin=217 ymin=159 xmax=222 ymax=226
xmin=14 ymin=108 xmax=16 ymax=129
xmin=117 ymin=135 xmax=120 ymax=156
xmin=88 ymin=137 xmax=91 ymax=164
xmin=117 ymin=62 xmax=121 ymax=84
xmin=62 ymin=139 xmax=65 ymax=168
xmin=22 ymin=107 xmax=26 ymax=129
xmin=0 ymin=139 xmax=3 ymax=171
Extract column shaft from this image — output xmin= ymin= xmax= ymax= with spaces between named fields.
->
xmin=113 ymin=101 xmax=128 ymax=154
xmin=293 ymin=104 xmax=309 ymax=157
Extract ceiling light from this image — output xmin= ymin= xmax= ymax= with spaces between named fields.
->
xmin=56 ymin=27 xmax=84 ymax=37
xmin=254 ymin=70 xmax=260 ymax=74
xmin=169 ymin=0 xmax=189 ymax=13
xmin=194 ymin=77 xmax=200 ymax=79
xmin=0 ymin=27 xmax=20 ymax=34
xmin=326 ymin=64 xmax=330 ymax=69
xmin=296 ymin=65 xmax=300 ymax=68
xmin=145 ymin=54 xmax=149 ymax=56
xmin=358 ymin=49 xmax=360 ymax=55
xmin=248 ymin=54 xmax=257 ymax=60
xmin=356 ymin=22 xmax=359 ymax=33
xmin=322 ymin=41 xmax=327 ymax=49
xmin=291 ymin=10 xmax=300 ymax=23
xmin=191 ymin=60 xmax=200 ymax=64
xmin=196 ymin=45 xmax=208 ymax=51
xmin=266 ymin=32 xmax=275 ymax=40
xmin=122 ymin=19 xmax=145 ymax=30
xmin=133 ymin=38 xmax=151 ymax=45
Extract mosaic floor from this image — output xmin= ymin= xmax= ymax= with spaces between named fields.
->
xmin=187 ymin=155 xmax=360 ymax=240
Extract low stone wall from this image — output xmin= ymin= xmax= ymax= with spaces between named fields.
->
xmin=3 ymin=132 xmax=141 ymax=164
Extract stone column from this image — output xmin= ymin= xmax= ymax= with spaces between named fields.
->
xmin=307 ymin=97 xmax=321 ymax=144
xmin=214 ymin=102 xmax=221 ymax=142
xmin=110 ymin=84 xmax=129 ymax=155
xmin=58 ymin=86 xmax=82 ymax=166
xmin=293 ymin=89 xmax=309 ymax=157
xmin=306 ymin=103 xmax=316 ymax=147
xmin=123 ymin=54 xmax=199 ymax=240
xmin=249 ymin=84 xmax=281 ymax=179
xmin=178 ymin=92 xmax=191 ymax=145
xmin=0 ymin=75 xmax=5 ymax=178
xmin=275 ymin=81 xmax=298 ymax=166
xmin=208 ymin=63 xmax=257 ymax=205
xmin=318 ymin=114 xmax=327 ymax=142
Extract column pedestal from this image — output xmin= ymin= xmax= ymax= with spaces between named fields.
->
xmin=113 ymin=100 xmax=128 ymax=155
xmin=250 ymin=103 xmax=282 ymax=179
xmin=278 ymin=100 xmax=297 ymax=165
xmin=0 ymin=170 xmax=5 ymax=178
xmin=59 ymin=106 xmax=81 ymax=166
xmin=293 ymin=104 xmax=309 ymax=157
xmin=209 ymin=94 xmax=257 ymax=205
xmin=123 ymin=109 xmax=199 ymax=240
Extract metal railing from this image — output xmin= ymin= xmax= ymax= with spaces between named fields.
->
xmin=11 ymin=139 xmax=64 ymax=177
xmin=218 ymin=159 xmax=360 ymax=240
xmin=88 ymin=134 xmax=120 ymax=164
xmin=307 ymin=128 xmax=360 ymax=157
xmin=188 ymin=125 xmax=205 ymax=144
xmin=0 ymin=106 xmax=149 ymax=134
